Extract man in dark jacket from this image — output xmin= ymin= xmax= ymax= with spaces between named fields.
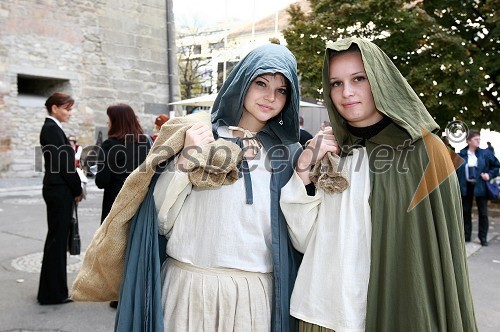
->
xmin=457 ymin=130 xmax=500 ymax=246
xmin=38 ymin=92 xmax=82 ymax=304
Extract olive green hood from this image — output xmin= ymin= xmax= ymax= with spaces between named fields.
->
xmin=322 ymin=37 xmax=439 ymax=147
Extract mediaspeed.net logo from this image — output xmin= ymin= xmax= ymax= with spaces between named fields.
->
xmin=32 ymin=121 xmax=470 ymax=210
xmin=407 ymin=121 xmax=467 ymax=212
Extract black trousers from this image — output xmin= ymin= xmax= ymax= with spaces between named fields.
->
xmin=462 ymin=182 xmax=489 ymax=242
xmin=38 ymin=184 xmax=73 ymax=304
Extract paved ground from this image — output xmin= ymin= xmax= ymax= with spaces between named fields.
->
xmin=0 ymin=176 xmax=498 ymax=331
xmin=0 ymin=177 xmax=115 ymax=332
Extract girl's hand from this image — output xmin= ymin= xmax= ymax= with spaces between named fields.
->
xmin=296 ymin=127 xmax=339 ymax=184
xmin=177 ymin=123 xmax=215 ymax=171
xmin=481 ymin=172 xmax=490 ymax=181
xmin=183 ymin=122 xmax=215 ymax=148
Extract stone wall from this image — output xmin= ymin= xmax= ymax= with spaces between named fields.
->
xmin=0 ymin=0 xmax=180 ymax=178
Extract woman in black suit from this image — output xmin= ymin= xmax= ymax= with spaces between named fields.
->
xmin=95 ymin=104 xmax=151 ymax=223
xmin=38 ymin=92 xmax=83 ymax=305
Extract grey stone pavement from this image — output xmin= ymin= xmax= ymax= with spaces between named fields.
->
xmin=0 ymin=177 xmax=114 ymax=332
xmin=0 ymin=176 xmax=499 ymax=331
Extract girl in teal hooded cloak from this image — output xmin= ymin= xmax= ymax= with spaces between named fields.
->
xmin=152 ymin=43 xmax=302 ymax=331
xmin=281 ymin=38 xmax=477 ymax=331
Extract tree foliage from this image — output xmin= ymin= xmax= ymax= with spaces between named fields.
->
xmin=283 ymin=0 xmax=499 ymax=130
xmin=177 ymin=28 xmax=210 ymax=100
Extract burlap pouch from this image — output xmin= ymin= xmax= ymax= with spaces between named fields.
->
xmin=71 ymin=112 xmax=242 ymax=301
xmin=309 ymin=152 xmax=349 ymax=193
xmin=186 ymin=141 xmax=243 ymax=187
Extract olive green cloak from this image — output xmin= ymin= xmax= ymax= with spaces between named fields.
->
xmin=323 ymin=38 xmax=477 ymax=331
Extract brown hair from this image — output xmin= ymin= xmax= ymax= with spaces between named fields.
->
xmin=155 ymin=114 xmax=169 ymax=127
xmin=44 ymin=92 xmax=74 ymax=115
xmin=107 ymin=104 xmax=145 ymax=142
xmin=466 ymin=130 xmax=480 ymax=141
xmin=329 ymin=43 xmax=361 ymax=60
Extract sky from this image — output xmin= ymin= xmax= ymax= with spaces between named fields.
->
xmin=172 ymin=0 xmax=297 ymax=28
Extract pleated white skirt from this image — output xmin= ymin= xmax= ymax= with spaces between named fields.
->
xmin=161 ymin=258 xmax=273 ymax=332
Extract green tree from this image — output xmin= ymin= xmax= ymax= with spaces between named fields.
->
xmin=177 ymin=28 xmax=211 ymax=100
xmin=283 ymin=0 xmax=499 ymax=130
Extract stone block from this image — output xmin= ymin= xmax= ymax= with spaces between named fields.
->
xmin=144 ymin=102 xmax=168 ymax=115
xmin=103 ymin=29 xmax=136 ymax=46
xmin=111 ymin=79 xmax=142 ymax=92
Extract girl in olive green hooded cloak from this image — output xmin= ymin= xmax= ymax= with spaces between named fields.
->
xmin=281 ymin=38 xmax=477 ymax=331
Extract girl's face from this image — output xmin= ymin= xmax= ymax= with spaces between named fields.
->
xmin=240 ymin=73 xmax=288 ymax=132
xmin=51 ymin=104 xmax=73 ymax=123
xmin=329 ymin=51 xmax=382 ymax=127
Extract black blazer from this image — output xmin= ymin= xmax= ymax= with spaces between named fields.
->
xmin=299 ymin=128 xmax=313 ymax=147
xmin=39 ymin=118 xmax=82 ymax=196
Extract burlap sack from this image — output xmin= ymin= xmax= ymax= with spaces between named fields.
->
xmin=71 ymin=111 xmax=242 ymax=301
xmin=309 ymin=152 xmax=349 ymax=193
xmin=187 ymin=141 xmax=243 ymax=187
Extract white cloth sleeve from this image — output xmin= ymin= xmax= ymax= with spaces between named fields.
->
xmin=280 ymin=171 xmax=323 ymax=253
xmin=153 ymin=167 xmax=192 ymax=236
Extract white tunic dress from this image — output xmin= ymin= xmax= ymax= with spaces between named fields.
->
xmin=280 ymin=147 xmax=372 ymax=331
xmin=153 ymin=129 xmax=274 ymax=331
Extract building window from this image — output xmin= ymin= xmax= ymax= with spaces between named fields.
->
xmin=209 ymin=41 xmax=224 ymax=50
xmin=217 ymin=61 xmax=238 ymax=91
xmin=193 ymin=45 xmax=202 ymax=55
xmin=201 ymin=85 xmax=211 ymax=94
xmin=17 ymin=74 xmax=70 ymax=97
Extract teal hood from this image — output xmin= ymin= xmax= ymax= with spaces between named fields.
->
xmin=212 ymin=43 xmax=300 ymax=146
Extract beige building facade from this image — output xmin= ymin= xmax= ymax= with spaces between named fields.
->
xmin=0 ymin=0 xmax=180 ymax=177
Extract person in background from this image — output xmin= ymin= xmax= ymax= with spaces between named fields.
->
xmin=281 ymin=38 xmax=477 ymax=331
xmin=95 ymin=104 xmax=152 ymax=309
xmin=319 ymin=120 xmax=331 ymax=131
xmin=457 ymin=131 xmax=500 ymax=246
xmin=152 ymin=113 xmax=169 ymax=141
xmin=95 ymin=104 xmax=152 ymax=225
xmin=441 ymin=135 xmax=454 ymax=151
xmin=298 ymin=115 xmax=313 ymax=147
xmin=38 ymin=92 xmax=83 ymax=305
xmin=79 ymin=131 xmax=103 ymax=179
xmin=487 ymin=141 xmax=495 ymax=156
xmin=68 ymin=135 xmax=81 ymax=167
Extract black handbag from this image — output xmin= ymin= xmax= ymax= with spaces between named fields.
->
xmin=68 ymin=202 xmax=81 ymax=255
